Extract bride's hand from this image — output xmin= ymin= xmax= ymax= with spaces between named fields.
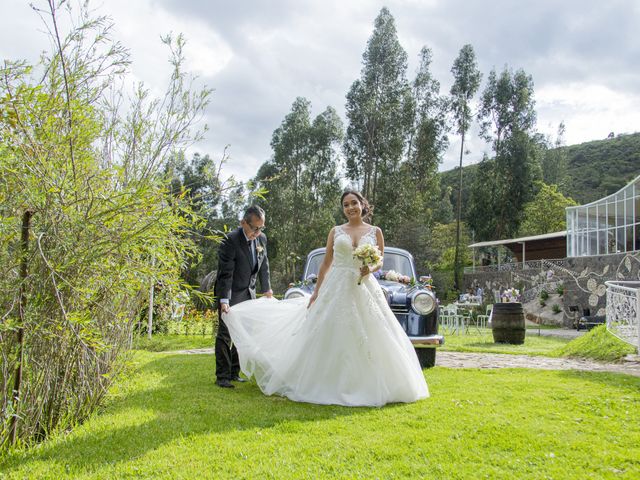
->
xmin=360 ymin=265 xmax=371 ymax=278
xmin=307 ymin=292 xmax=318 ymax=308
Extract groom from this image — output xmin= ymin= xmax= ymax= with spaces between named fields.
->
xmin=214 ymin=205 xmax=272 ymax=388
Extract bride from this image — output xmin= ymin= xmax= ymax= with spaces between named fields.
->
xmin=223 ymin=190 xmax=428 ymax=407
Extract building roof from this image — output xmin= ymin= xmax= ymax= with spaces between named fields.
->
xmin=468 ymin=231 xmax=567 ymax=249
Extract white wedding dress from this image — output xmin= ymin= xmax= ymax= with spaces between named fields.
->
xmin=223 ymin=225 xmax=429 ymax=407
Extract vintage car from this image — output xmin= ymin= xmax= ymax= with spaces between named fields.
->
xmin=284 ymin=246 xmax=443 ymax=367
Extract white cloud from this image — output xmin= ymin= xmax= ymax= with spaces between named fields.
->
xmin=102 ymin=0 xmax=232 ymax=88
xmin=3 ymin=0 xmax=639 ymax=182
xmin=537 ymin=83 xmax=640 ymax=143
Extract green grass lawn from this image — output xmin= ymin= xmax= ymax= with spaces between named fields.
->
xmin=441 ymin=328 xmax=570 ymax=356
xmin=133 ymin=327 xmax=634 ymax=363
xmin=557 ymin=325 xmax=637 ymax=362
xmin=132 ymin=334 xmax=214 ymax=352
xmin=2 ymin=352 xmax=639 ymax=479
xmin=134 ymin=331 xmax=569 ymax=356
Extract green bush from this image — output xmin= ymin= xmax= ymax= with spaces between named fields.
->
xmin=552 ymin=304 xmax=561 ymax=314
xmin=558 ymin=324 xmax=636 ymax=362
xmin=0 ymin=6 xmax=210 ymax=448
xmin=540 ymin=290 xmax=549 ymax=301
xmin=539 ymin=299 xmax=547 ymax=307
xmin=556 ymin=284 xmax=565 ymax=296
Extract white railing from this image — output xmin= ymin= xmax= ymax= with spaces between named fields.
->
xmin=465 ymin=258 xmax=568 ymax=274
xmin=605 ymin=281 xmax=640 ymax=351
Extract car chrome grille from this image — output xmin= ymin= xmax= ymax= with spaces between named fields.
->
xmin=390 ymin=305 xmax=409 ymax=314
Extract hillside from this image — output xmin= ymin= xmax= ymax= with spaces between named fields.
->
xmin=440 ymin=132 xmax=640 ymax=214
xmin=561 ymin=133 xmax=640 ymax=204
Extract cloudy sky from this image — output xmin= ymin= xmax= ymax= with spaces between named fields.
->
xmin=3 ymin=0 xmax=639 ymax=181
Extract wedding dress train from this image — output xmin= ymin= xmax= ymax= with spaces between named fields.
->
xmin=223 ymin=226 xmax=428 ymax=406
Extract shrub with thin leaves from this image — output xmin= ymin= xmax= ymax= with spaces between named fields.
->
xmin=0 ymin=2 xmax=210 ymax=448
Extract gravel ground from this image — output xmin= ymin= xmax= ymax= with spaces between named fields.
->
xmin=435 ymin=351 xmax=640 ymax=377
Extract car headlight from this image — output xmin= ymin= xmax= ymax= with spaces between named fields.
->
xmin=411 ymin=292 xmax=435 ymax=315
xmin=284 ymin=289 xmax=306 ymax=300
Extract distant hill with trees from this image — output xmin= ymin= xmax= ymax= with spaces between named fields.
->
xmin=560 ymin=132 xmax=640 ymax=204
xmin=440 ymin=131 xmax=640 ymax=221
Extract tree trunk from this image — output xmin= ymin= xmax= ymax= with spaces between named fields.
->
xmin=453 ymin=130 xmax=465 ymax=292
xmin=10 ymin=210 xmax=33 ymax=445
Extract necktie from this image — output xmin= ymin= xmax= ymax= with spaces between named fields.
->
xmin=248 ymin=240 xmax=256 ymax=267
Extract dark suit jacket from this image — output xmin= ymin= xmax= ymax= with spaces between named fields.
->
xmin=214 ymin=227 xmax=271 ymax=306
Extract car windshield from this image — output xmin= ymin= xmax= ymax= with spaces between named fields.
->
xmin=304 ymin=251 xmax=414 ymax=278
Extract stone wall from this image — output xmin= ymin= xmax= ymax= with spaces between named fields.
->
xmin=465 ymin=252 xmax=640 ymax=327
xmin=564 ymin=252 xmax=640 ymax=319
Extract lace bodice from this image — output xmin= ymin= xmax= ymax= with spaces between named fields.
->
xmin=333 ymin=225 xmax=377 ymax=269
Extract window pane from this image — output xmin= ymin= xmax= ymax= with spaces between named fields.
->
xmin=577 ymin=208 xmax=587 ymax=230
xmin=616 ymin=227 xmax=625 ymax=253
xmin=597 ymin=229 xmax=606 ymax=255
xmin=580 ymin=232 xmax=588 ymax=256
xmin=607 ymin=229 xmax=615 ymax=254
xmin=624 ymin=196 xmax=634 ymax=226
xmin=588 ymin=206 xmax=597 ymax=231
xmin=607 ymin=201 xmax=616 ymax=228
xmin=588 ymin=230 xmax=597 ymax=255
xmin=626 ymin=225 xmax=634 ymax=252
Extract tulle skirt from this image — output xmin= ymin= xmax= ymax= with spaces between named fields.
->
xmin=223 ymin=266 xmax=428 ymax=406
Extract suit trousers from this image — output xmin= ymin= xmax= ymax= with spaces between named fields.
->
xmin=215 ymin=289 xmax=253 ymax=381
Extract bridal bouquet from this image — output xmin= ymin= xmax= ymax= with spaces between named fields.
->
xmin=353 ymin=244 xmax=382 ymax=285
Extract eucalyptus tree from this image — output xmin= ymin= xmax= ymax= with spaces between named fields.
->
xmin=390 ymin=46 xmax=449 ymax=266
xmin=469 ymin=132 xmax=544 ymax=239
xmin=406 ymin=47 xmax=449 ymax=197
xmin=167 ymin=151 xmax=247 ymax=287
xmin=449 ymin=44 xmax=481 ymax=291
xmin=255 ymin=98 xmax=343 ymax=288
xmin=478 ymin=66 xmax=537 ymax=155
xmin=467 ymin=155 xmax=499 ymax=241
xmin=541 ymin=122 xmax=568 ymax=188
xmin=344 ymin=7 xmax=413 ymax=230
xmin=474 ymin=65 xmax=541 ymax=238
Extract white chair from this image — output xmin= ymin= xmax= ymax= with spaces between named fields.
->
xmin=442 ymin=304 xmax=466 ymax=335
xmin=438 ymin=306 xmax=450 ymax=333
xmin=476 ymin=304 xmax=492 ymax=330
xmin=458 ymin=308 xmax=472 ymax=334
xmin=439 ymin=305 xmax=457 ymax=334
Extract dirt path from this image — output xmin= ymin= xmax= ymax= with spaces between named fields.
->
xmin=167 ymin=348 xmax=640 ymax=377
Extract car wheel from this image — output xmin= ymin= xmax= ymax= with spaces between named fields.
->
xmin=415 ymin=348 xmax=436 ymax=368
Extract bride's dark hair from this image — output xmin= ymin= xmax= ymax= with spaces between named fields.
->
xmin=341 ymin=190 xmax=373 ymax=221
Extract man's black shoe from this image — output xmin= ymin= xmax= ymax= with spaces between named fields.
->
xmin=215 ymin=379 xmax=235 ymax=388
xmin=232 ymin=376 xmax=248 ymax=383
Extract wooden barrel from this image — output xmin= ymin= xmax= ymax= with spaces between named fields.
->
xmin=492 ymin=302 xmax=525 ymax=344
